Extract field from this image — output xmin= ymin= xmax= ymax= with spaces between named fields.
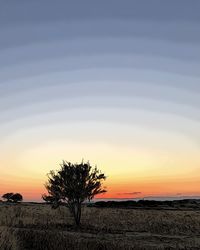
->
xmin=0 ymin=203 xmax=200 ymax=250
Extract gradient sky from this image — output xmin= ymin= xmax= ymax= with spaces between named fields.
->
xmin=0 ymin=1 xmax=200 ymax=201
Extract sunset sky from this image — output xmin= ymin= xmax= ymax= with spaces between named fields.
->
xmin=0 ymin=1 xmax=200 ymax=201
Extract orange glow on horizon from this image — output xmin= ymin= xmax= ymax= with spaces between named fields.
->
xmin=1 ymin=139 xmax=200 ymax=202
xmin=1 ymin=176 xmax=200 ymax=202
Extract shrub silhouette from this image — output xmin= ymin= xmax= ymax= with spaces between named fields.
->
xmin=2 ymin=193 xmax=23 ymax=203
xmin=11 ymin=193 xmax=23 ymax=203
xmin=44 ymin=160 xmax=107 ymax=226
xmin=2 ymin=193 xmax=14 ymax=202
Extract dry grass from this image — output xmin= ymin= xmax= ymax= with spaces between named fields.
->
xmin=0 ymin=203 xmax=200 ymax=249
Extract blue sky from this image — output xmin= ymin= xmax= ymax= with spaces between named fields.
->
xmin=0 ymin=1 xmax=200 ymax=200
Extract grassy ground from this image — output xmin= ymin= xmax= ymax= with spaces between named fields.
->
xmin=0 ymin=203 xmax=200 ymax=249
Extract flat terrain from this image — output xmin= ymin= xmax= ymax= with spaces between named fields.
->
xmin=0 ymin=203 xmax=200 ymax=249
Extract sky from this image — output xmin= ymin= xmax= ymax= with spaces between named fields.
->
xmin=0 ymin=1 xmax=200 ymax=201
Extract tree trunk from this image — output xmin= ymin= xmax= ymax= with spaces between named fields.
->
xmin=69 ymin=202 xmax=82 ymax=226
xmin=74 ymin=202 xmax=81 ymax=226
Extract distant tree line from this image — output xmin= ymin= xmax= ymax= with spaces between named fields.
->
xmin=2 ymin=192 xmax=23 ymax=203
xmin=90 ymin=199 xmax=200 ymax=209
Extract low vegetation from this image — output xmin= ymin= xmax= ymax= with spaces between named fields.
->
xmin=2 ymin=193 xmax=23 ymax=203
xmin=0 ymin=203 xmax=200 ymax=249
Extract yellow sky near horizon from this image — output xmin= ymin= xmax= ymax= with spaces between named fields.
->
xmin=1 ymin=136 xmax=200 ymax=201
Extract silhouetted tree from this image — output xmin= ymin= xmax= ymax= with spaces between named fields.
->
xmin=2 ymin=193 xmax=14 ymax=202
xmin=44 ymin=160 xmax=107 ymax=226
xmin=2 ymin=193 xmax=23 ymax=203
xmin=11 ymin=193 xmax=23 ymax=203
